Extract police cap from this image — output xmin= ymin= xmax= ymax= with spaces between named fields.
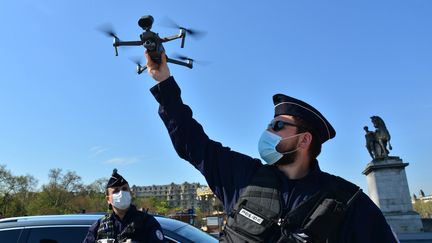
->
xmin=273 ymin=94 xmax=336 ymax=144
xmin=106 ymin=168 xmax=128 ymax=188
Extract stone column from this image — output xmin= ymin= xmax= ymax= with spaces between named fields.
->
xmin=363 ymin=156 xmax=423 ymax=233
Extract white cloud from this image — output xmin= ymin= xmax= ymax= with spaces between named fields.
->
xmin=103 ymin=157 xmax=140 ymax=165
xmin=89 ymin=146 xmax=109 ymax=157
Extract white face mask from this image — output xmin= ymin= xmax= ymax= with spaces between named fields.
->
xmin=258 ymin=130 xmax=303 ymax=165
xmin=111 ymin=190 xmax=131 ymax=210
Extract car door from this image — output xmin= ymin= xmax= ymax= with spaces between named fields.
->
xmin=22 ymin=226 xmax=90 ymax=243
xmin=0 ymin=228 xmax=25 ymax=243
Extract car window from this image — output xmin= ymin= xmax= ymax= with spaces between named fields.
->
xmin=26 ymin=226 xmax=89 ymax=243
xmin=0 ymin=228 xmax=23 ymax=243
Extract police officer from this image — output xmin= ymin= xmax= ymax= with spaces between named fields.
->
xmin=83 ymin=169 xmax=165 ymax=243
xmin=144 ymin=52 xmax=398 ymax=242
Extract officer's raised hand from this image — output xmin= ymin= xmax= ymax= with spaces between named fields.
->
xmin=145 ymin=51 xmax=171 ymax=82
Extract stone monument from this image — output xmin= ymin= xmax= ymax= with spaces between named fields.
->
xmin=362 ymin=116 xmax=423 ymax=233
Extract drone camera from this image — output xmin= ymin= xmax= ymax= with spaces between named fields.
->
xmin=143 ymin=39 xmax=157 ymax=51
xmin=138 ymin=15 xmax=154 ymax=30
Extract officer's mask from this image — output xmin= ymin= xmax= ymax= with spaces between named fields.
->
xmin=106 ymin=184 xmax=132 ymax=210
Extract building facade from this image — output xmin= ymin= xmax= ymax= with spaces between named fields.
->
xmin=413 ymin=190 xmax=432 ymax=203
xmin=131 ymin=182 xmax=201 ymax=209
xmin=196 ymin=186 xmax=223 ymax=215
xmin=131 ymin=182 xmax=223 ymax=215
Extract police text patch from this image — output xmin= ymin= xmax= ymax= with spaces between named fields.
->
xmin=239 ymin=208 xmax=264 ymax=224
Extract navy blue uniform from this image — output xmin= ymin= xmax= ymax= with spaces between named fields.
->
xmin=150 ymin=77 xmax=398 ymax=243
xmin=83 ymin=205 xmax=165 ymax=243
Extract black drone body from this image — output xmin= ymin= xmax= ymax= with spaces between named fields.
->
xmin=107 ymin=15 xmax=196 ymax=74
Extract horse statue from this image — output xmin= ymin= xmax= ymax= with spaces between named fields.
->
xmin=363 ymin=126 xmax=377 ymax=159
xmin=370 ymin=116 xmax=392 ymax=159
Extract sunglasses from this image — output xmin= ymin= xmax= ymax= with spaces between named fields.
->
xmin=269 ymin=120 xmax=300 ymax=132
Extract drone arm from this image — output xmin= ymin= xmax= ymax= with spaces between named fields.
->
xmin=160 ymin=34 xmax=183 ymax=43
xmin=161 ymin=29 xmax=186 ymax=47
xmin=115 ymin=40 xmax=143 ymax=46
xmin=112 ymin=40 xmax=143 ymax=56
xmin=166 ymin=57 xmax=193 ymax=69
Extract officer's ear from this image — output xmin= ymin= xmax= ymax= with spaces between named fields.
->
xmin=298 ymin=132 xmax=312 ymax=149
xmin=106 ymin=188 xmax=112 ymax=204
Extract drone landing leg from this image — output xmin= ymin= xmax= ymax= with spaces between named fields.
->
xmin=137 ymin=65 xmax=147 ymax=75
xmin=166 ymin=57 xmax=193 ymax=69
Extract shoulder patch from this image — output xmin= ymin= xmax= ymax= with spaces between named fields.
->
xmin=155 ymin=229 xmax=164 ymax=241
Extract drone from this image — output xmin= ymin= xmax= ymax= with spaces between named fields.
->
xmin=101 ymin=15 xmax=203 ymax=75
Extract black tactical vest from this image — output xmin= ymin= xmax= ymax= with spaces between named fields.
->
xmin=220 ymin=165 xmax=361 ymax=243
xmin=96 ymin=210 xmax=148 ymax=243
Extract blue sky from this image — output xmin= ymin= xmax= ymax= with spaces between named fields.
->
xmin=1 ymin=0 xmax=431 ymax=197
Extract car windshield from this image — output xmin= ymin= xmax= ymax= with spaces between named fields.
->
xmin=175 ymin=224 xmax=218 ymax=242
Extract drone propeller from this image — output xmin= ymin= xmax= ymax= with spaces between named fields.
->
xmin=96 ymin=23 xmax=119 ymax=39
xmin=171 ymin=53 xmax=210 ymax=66
xmin=172 ymin=54 xmax=193 ymax=61
xmin=129 ymin=56 xmax=147 ymax=74
xmin=96 ymin=23 xmax=133 ymax=56
xmin=160 ymin=17 xmax=207 ymax=39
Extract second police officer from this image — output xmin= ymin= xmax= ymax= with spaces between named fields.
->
xmin=83 ymin=169 xmax=165 ymax=243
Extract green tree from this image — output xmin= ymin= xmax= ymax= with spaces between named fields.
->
xmin=134 ymin=197 xmax=180 ymax=215
xmin=80 ymin=177 xmax=109 ymax=213
xmin=27 ymin=168 xmax=84 ymax=215
xmin=0 ymin=165 xmax=37 ymax=217
xmin=413 ymin=200 xmax=432 ymax=218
